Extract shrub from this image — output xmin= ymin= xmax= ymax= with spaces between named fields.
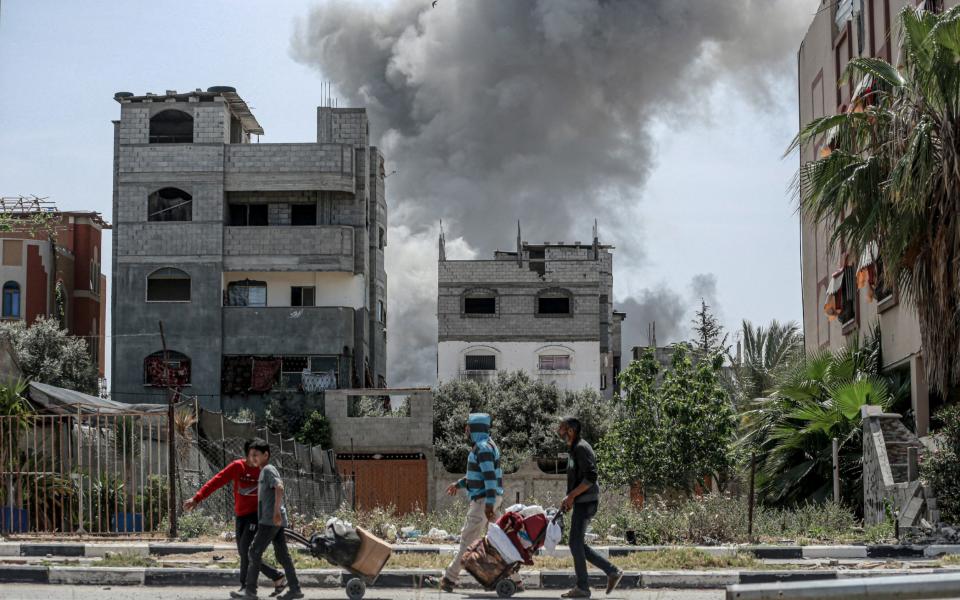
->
xmin=296 ymin=411 xmax=333 ymax=449
xmin=922 ymin=404 xmax=960 ymax=525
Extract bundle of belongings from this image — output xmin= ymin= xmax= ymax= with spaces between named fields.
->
xmin=295 ymin=517 xmax=392 ymax=578
xmin=462 ymin=504 xmax=564 ymax=588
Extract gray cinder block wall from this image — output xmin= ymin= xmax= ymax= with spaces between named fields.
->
xmin=111 ymin=88 xmax=388 ymax=410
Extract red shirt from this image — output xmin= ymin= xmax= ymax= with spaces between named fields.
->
xmin=191 ymin=459 xmax=260 ymax=517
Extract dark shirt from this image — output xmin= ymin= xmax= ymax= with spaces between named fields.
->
xmin=566 ymin=437 xmax=600 ymax=504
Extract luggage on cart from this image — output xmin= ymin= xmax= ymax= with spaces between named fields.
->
xmin=286 ymin=523 xmax=392 ymax=600
xmin=461 ymin=506 xmax=565 ymax=598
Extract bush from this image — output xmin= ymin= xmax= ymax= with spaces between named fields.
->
xmin=296 ymin=411 xmax=333 ymax=448
xmin=264 ymin=393 xmax=325 ymax=438
xmin=922 ymin=404 xmax=960 ymax=525
xmin=433 ymin=371 xmax=615 ymax=473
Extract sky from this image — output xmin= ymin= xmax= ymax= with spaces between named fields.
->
xmin=0 ymin=0 xmax=816 ymax=388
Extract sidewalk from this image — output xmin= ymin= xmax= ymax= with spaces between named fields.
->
xmin=2 ymin=540 xmax=958 ymax=560
xmin=1 ymin=564 xmax=955 ymax=589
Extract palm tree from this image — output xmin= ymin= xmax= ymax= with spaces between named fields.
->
xmin=787 ymin=6 xmax=960 ymax=398
xmin=740 ymin=335 xmax=890 ymax=508
xmin=730 ymin=320 xmax=803 ymax=404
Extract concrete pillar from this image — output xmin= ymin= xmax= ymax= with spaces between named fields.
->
xmin=911 ymin=355 xmax=930 ymax=437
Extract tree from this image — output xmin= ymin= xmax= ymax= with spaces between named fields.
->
xmin=729 ymin=320 xmax=803 ymax=405
xmin=598 ymin=345 xmax=736 ymax=494
xmin=691 ymin=299 xmax=728 ymax=356
xmin=921 ymin=404 xmax=960 ymax=524
xmin=787 ymin=6 xmax=960 ymax=397
xmin=0 ymin=317 xmax=97 ymax=395
xmin=432 ymin=371 xmax=615 ymax=473
xmin=296 ymin=411 xmax=333 ymax=449
xmin=739 ymin=334 xmax=890 ymax=508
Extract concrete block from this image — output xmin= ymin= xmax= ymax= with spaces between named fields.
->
xmin=803 ymin=545 xmax=868 ymax=559
xmin=49 ymin=566 xmax=145 ymax=586
xmin=84 ymin=543 xmax=150 ymax=558
xmin=925 ymin=545 xmax=960 ymax=557
xmin=0 ymin=542 xmax=20 ymax=556
xmin=643 ymin=570 xmax=738 ymax=588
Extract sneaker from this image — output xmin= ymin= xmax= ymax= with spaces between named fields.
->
xmin=606 ymin=570 xmax=623 ymax=594
xmin=230 ymin=591 xmax=258 ymax=600
xmin=276 ymin=591 xmax=304 ymax=600
xmin=561 ymin=589 xmax=591 ymax=598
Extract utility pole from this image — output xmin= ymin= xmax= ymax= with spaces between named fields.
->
xmin=159 ymin=321 xmax=177 ymax=538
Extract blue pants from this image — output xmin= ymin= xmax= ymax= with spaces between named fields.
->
xmin=569 ymin=501 xmax=617 ymax=591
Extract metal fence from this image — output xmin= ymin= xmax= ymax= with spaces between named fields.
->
xmin=0 ymin=407 xmax=349 ymax=537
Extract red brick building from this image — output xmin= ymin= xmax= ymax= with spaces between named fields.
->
xmin=0 ymin=207 xmax=109 ymax=377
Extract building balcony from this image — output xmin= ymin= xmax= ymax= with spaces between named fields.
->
xmin=224 ymin=143 xmax=355 ymax=192
xmin=222 ymin=306 xmax=356 ymax=356
xmin=223 ymin=225 xmax=355 ymax=271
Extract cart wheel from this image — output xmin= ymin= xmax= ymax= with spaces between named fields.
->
xmin=345 ymin=577 xmax=366 ymax=600
xmin=495 ymin=578 xmax=517 ymax=598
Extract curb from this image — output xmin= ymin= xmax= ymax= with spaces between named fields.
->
xmin=0 ymin=565 xmax=952 ymax=589
xmin=4 ymin=541 xmax=959 ymax=560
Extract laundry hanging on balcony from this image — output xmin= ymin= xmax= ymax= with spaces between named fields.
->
xmin=250 ymin=358 xmax=281 ymax=393
xmin=302 ymin=370 xmax=337 ymax=393
xmin=222 ymin=356 xmax=253 ymax=395
xmin=144 ymin=354 xmax=190 ymax=387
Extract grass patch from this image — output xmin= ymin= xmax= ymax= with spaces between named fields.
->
xmin=97 ymin=552 xmax=158 ymax=568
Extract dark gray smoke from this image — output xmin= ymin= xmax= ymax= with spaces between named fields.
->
xmin=291 ymin=0 xmax=811 ymax=386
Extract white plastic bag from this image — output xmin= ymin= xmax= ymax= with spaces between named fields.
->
xmin=486 ymin=523 xmax=523 ymax=564
xmin=544 ymin=519 xmax=562 ymax=553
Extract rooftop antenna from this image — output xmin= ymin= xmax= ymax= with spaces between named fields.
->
xmin=438 ymin=220 xmax=446 ymax=262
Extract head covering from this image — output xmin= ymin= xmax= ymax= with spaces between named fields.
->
xmin=468 ymin=413 xmax=492 ymax=444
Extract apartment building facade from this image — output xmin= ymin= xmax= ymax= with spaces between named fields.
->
xmin=111 ymin=87 xmax=387 ymax=411
xmin=0 ymin=203 xmax=108 ymax=376
xmin=798 ymin=0 xmax=951 ymax=435
xmin=437 ymin=226 xmax=624 ymax=398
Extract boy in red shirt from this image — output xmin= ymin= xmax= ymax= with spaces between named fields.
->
xmin=184 ymin=439 xmax=287 ymax=596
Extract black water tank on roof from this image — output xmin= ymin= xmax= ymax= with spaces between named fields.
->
xmin=207 ymin=86 xmax=237 ymax=93
xmin=114 ymin=92 xmax=134 ymax=99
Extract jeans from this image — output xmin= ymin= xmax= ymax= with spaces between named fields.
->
xmin=245 ymin=524 xmax=300 ymax=594
xmin=569 ymin=501 xmax=617 ymax=591
xmin=236 ymin=513 xmax=283 ymax=588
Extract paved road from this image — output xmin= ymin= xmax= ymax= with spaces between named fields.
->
xmin=1 ymin=586 xmax=725 ymax=600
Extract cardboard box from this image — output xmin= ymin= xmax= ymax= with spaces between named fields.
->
xmin=350 ymin=527 xmax=392 ymax=577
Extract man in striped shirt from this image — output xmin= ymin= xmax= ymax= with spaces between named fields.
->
xmin=439 ymin=413 xmax=505 ymax=592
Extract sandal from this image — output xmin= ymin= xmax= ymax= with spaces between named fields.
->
xmin=269 ymin=576 xmax=287 ymax=597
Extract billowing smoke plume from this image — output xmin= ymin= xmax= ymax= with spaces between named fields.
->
xmin=292 ymin=0 xmax=811 ymax=386
xmin=619 ymin=273 xmax=723 ymax=354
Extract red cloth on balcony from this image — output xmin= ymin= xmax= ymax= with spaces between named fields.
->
xmin=250 ymin=358 xmax=280 ymax=393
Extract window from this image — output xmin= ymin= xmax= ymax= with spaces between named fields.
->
xmin=376 ymin=300 xmax=386 ymax=324
xmin=144 ymin=351 xmax=191 ymax=386
xmin=226 ymin=279 xmax=267 ymax=306
xmin=539 ymin=355 xmax=571 ymax=371
xmin=378 ymin=228 xmax=386 ymax=250
xmin=2 ymin=282 xmax=20 ymax=318
xmin=464 ymin=297 xmax=496 ymax=315
xmin=465 ymin=355 xmax=496 ymax=371
xmin=291 ymin=286 xmax=315 ymax=307
xmin=149 ymin=110 xmax=193 ymax=144
xmin=840 ymin=265 xmax=857 ymax=324
xmin=148 ymin=188 xmax=192 ymax=222
xmin=229 ymin=204 xmax=268 ymax=226
xmin=2 ymin=240 xmax=22 ymax=266
xmin=537 ymin=290 xmax=572 ymax=315
xmin=146 ymin=268 xmax=190 ymax=302
xmin=291 ymin=204 xmax=317 ymax=226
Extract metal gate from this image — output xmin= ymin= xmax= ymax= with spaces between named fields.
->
xmin=337 ymin=452 xmax=427 ymax=514
xmin=0 ymin=413 xmax=171 ymax=535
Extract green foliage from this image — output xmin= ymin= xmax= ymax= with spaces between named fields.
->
xmin=0 ymin=377 xmax=30 ymax=418
xmin=432 ymin=371 xmax=615 ymax=473
xmin=264 ymin=392 xmax=324 ymax=438
xmin=787 ymin=6 xmax=960 ymax=394
xmin=89 ymin=474 xmax=125 ymax=531
xmin=136 ymin=474 xmax=170 ymax=530
xmin=728 ymin=320 xmax=803 ymax=405
xmin=296 ymin=410 xmax=333 ymax=449
xmin=691 ymin=300 xmax=729 ymax=355
xmin=921 ymin=404 xmax=960 ymax=525
xmin=160 ymin=509 xmax=226 ymax=541
xmin=0 ymin=317 xmax=97 ymax=395
xmin=598 ymin=345 xmax=736 ymax=493
xmin=739 ymin=334 xmax=890 ymax=508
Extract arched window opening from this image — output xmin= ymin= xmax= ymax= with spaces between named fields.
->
xmin=144 ymin=350 xmax=191 ymax=386
xmin=148 ymin=188 xmax=192 ymax=222
xmin=147 ymin=268 xmax=191 ymax=302
xmin=149 ymin=110 xmax=193 ymax=144
xmin=2 ymin=281 xmax=20 ymax=319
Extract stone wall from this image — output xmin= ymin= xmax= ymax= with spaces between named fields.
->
xmin=433 ymin=458 xmax=569 ymax=511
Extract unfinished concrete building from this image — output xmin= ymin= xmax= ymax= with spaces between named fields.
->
xmin=437 ymin=224 xmax=624 ymax=398
xmin=111 ymin=87 xmax=387 ymax=411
